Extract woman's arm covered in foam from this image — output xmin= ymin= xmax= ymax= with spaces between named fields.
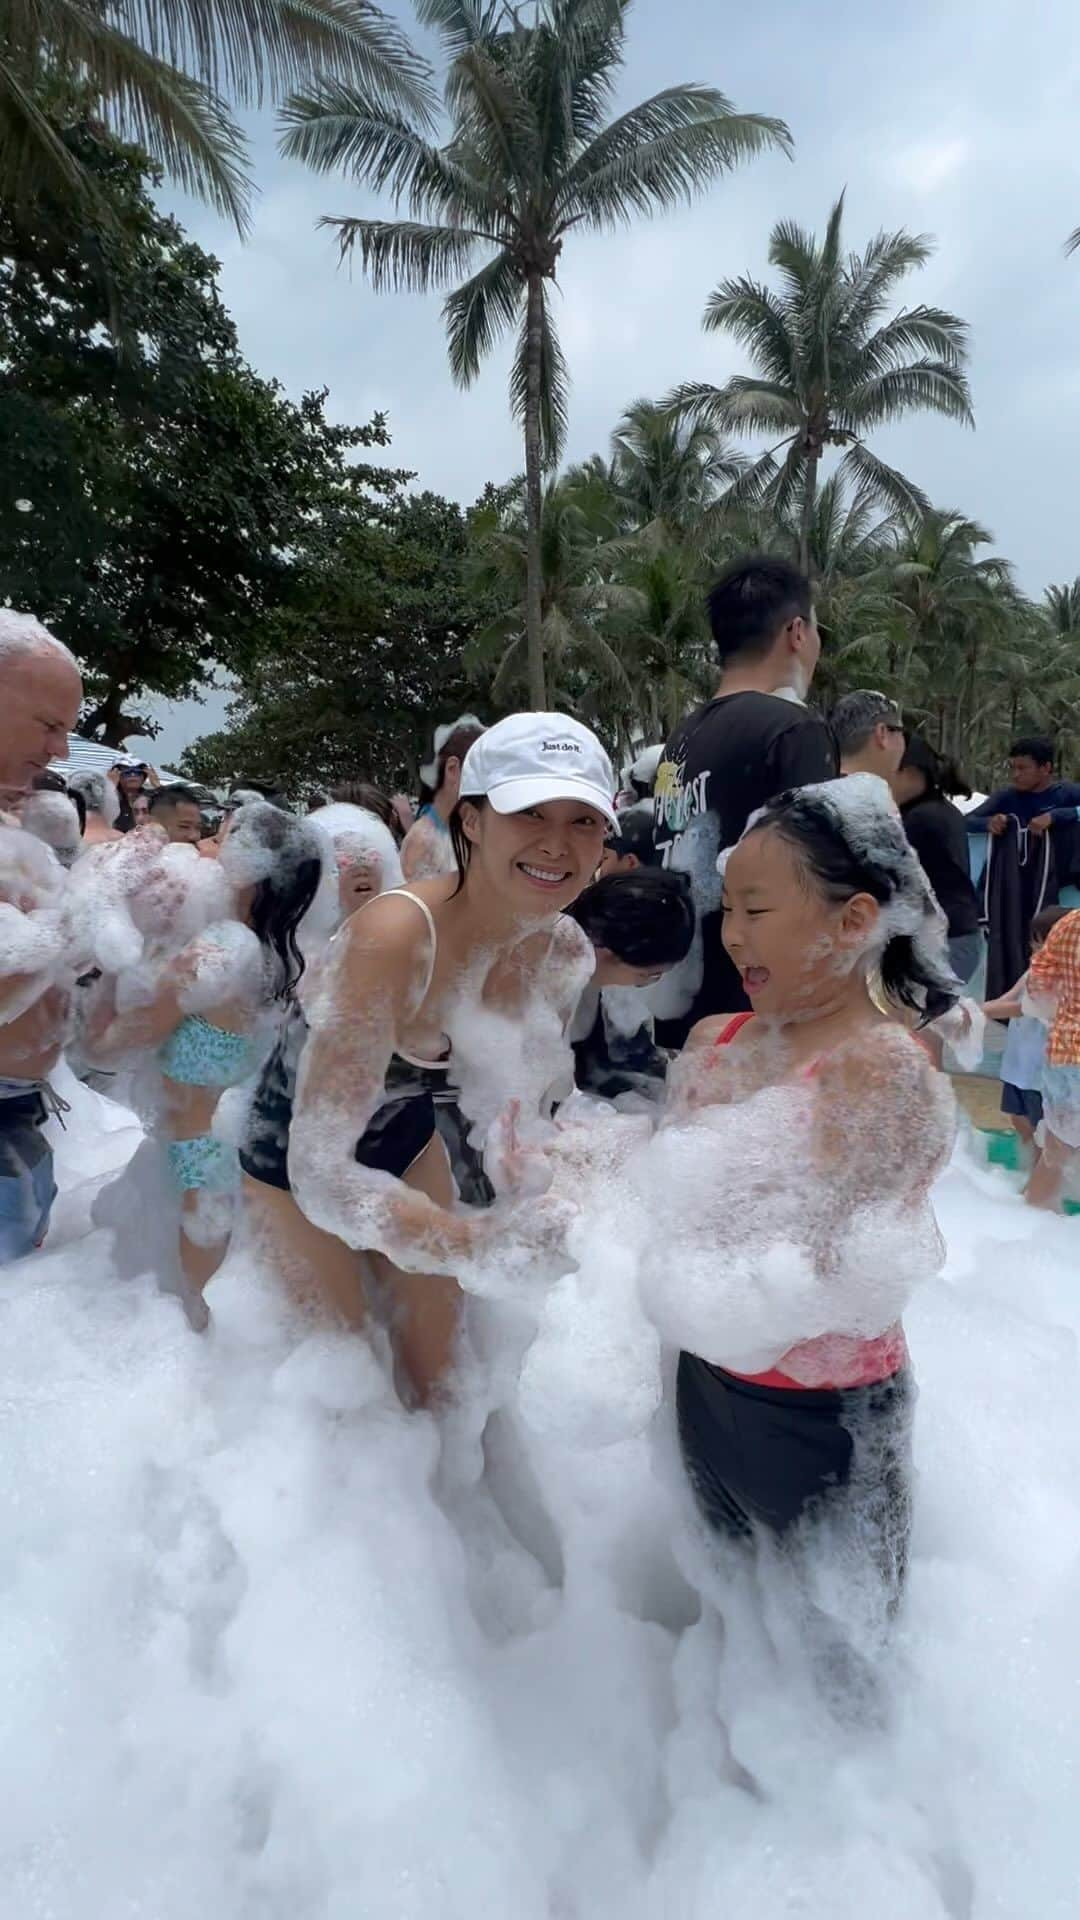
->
xmin=286 ymin=896 xmax=474 ymax=1273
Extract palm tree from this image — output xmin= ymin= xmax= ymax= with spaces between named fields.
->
xmin=1044 ymin=577 xmax=1080 ymax=638
xmin=1 ymin=0 xmax=431 ymax=238
xmin=668 ymin=192 xmax=974 ymax=576
xmin=609 ymin=396 xmax=744 ymax=542
xmin=281 ymin=0 xmax=790 ymax=706
xmin=878 ymin=510 xmax=1019 ymax=765
xmin=611 ymin=539 xmax=712 ymax=737
xmin=465 ymin=467 xmax=641 ymax=720
xmin=777 ymin=470 xmax=904 ymax=709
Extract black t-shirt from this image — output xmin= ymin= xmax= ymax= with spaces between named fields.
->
xmin=651 ymin=692 xmax=838 ymax=1044
xmin=901 ymin=796 xmax=981 ymax=937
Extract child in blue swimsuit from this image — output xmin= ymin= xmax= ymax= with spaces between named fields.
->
xmin=84 ymin=802 xmax=324 ymax=1322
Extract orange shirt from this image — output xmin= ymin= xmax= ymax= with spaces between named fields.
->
xmin=1028 ymin=910 xmax=1080 ymax=1066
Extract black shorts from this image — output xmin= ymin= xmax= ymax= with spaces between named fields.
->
xmin=1000 ymin=1081 xmax=1043 ymax=1126
xmin=676 ymin=1353 xmax=913 ymax=1579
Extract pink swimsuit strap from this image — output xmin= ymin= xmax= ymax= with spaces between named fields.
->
xmin=714 ymin=1011 xmax=820 ymax=1078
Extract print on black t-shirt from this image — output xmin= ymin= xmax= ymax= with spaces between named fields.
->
xmin=650 ymin=692 xmax=838 ymax=1047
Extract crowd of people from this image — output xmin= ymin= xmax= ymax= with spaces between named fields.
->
xmin=3 ymin=554 xmax=1079 ymax=1709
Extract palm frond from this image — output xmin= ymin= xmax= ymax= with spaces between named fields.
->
xmin=319 ymin=213 xmax=483 ymax=287
xmin=444 ymin=39 xmax=539 ymax=185
xmin=687 ymin=373 xmax=801 ymax=436
xmin=846 ymin=306 xmax=970 ymax=381
xmin=701 ymin=275 xmax=794 ymax=385
xmin=279 ymin=84 xmax=499 ymax=223
xmin=44 ymin=15 xmax=253 ymax=231
xmin=767 ymin=213 xmax=818 ymax=295
xmin=538 ymin=0 xmax=624 ymax=157
xmin=840 ymin=361 xmax=975 ymax=432
xmin=1067 ymin=226 xmax=1080 ymax=256
xmin=443 ymin=246 xmax=521 ymax=383
xmin=838 ymin=228 xmax=937 ymax=338
xmin=556 ymin=85 xmax=790 ymax=225
xmin=111 ymin=0 xmax=437 ymax=118
xmin=839 ymin=443 xmax=930 ymax=524
xmin=413 ymin=0 xmax=502 ymax=59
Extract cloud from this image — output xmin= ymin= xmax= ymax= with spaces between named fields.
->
xmin=891 ymin=137 xmax=972 ymax=195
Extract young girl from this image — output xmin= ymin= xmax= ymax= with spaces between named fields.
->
xmin=1023 ymin=906 xmax=1080 ymax=1210
xmin=982 ymin=905 xmax=1068 ymax=1158
xmin=239 ymin=713 xmax=615 ymax=1405
xmin=84 ymin=803 xmax=324 ymax=1321
xmin=666 ymin=775 xmax=958 ymax=1611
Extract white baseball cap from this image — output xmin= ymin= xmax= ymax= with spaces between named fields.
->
xmin=460 ymin=713 xmax=617 ymax=827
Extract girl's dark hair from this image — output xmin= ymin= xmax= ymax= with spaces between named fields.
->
xmin=565 ymin=870 xmax=695 ymax=968
xmin=250 ymin=857 xmax=322 ymax=1000
xmin=231 ymin=804 xmax=324 ymax=1000
xmin=1031 ymin=904 xmax=1070 ymax=948
xmin=900 ymin=733 xmax=972 ymax=802
xmin=331 ymin=779 xmax=404 ymax=846
xmin=748 ymin=786 xmax=960 ymax=1025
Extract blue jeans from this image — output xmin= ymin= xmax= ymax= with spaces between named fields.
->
xmin=0 ymin=1093 xmax=57 ymax=1263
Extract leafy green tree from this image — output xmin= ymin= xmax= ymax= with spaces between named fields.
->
xmin=281 ymin=0 xmax=789 ymax=707
xmin=0 ymin=107 xmax=403 ymax=741
xmin=669 ymin=193 xmax=973 ymax=574
xmin=1 ymin=0 xmax=430 ymax=240
xmin=182 ymin=490 xmax=494 ymax=793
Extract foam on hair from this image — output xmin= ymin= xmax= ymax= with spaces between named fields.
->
xmin=0 ymin=609 xmax=79 ymax=671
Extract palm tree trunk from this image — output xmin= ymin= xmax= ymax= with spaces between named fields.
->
xmin=797 ymin=449 xmax=820 ymax=577
xmin=523 ymin=271 xmax=547 ymax=710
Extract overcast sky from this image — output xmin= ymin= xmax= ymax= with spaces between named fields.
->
xmin=135 ymin=0 xmax=1080 ymax=764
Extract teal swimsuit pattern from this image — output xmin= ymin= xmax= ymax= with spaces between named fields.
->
xmin=159 ymin=1016 xmax=258 ymax=1194
xmin=159 ymin=1015 xmax=258 ymax=1088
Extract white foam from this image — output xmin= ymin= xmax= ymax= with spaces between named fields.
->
xmin=3 ymin=1111 xmax=1078 ymax=1916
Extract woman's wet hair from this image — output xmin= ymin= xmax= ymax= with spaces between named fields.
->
xmin=565 ymin=870 xmax=695 ymax=968
xmin=747 ymin=780 xmax=960 ymax=1024
xmin=231 ymin=803 xmax=324 ymax=1000
xmin=899 ymin=733 xmax=973 ymax=802
xmin=448 ymin=796 xmax=484 ymax=893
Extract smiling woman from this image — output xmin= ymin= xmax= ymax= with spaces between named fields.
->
xmin=238 ymin=713 xmax=616 ymax=1404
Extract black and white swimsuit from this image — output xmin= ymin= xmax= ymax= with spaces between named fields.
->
xmin=239 ymin=890 xmax=493 ymax=1207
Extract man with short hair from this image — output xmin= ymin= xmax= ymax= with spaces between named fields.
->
xmin=652 ymin=553 xmax=837 ymax=1043
xmin=0 ymin=613 xmax=83 ymax=1262
xmin=965 ymin=736 xmax=1080 ymax=997
xmin=832 ymin=689 xmax=906 ymax=780
xmin=0 ymin=611 xmax=81 ymax=792
xmin=149 ymin=784 xmax=205 ymax=845
xmin=964 ymin=737 xmax=1080 ymax=841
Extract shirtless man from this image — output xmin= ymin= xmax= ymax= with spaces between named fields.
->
xmin=0 ymin=613 xmax=82 ymax=1261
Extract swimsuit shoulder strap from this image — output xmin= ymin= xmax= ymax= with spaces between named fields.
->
xmin=372 ymin=887 xmax=439 ymax=1000
xmin=713 ymin=1011 xmax=756 ymax=1048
